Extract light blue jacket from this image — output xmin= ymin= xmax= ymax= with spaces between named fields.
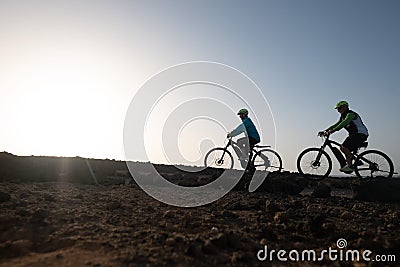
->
xmin=231 ymin=117 xmax=260 ymax=142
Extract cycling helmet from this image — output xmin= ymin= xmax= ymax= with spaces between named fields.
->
xmin=334 ymin=100 xmax=349 ymax=109
xmin=237 ymin=108 xmax=249 ymax=115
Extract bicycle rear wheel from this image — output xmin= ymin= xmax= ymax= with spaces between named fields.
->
xmin=252 ymin=149 xmax=282 ymax=172
xmin=297 ymin=148 xmax=332 ymax=181
xmin=354 ymin=150 xmax=394 ymax=179
xmin=204 ymin=148 xmax=234 ymax=169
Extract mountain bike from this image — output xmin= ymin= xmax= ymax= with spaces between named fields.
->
xmin=204 ymin=137 xmax=282 ymax=172
xmin=297 ymin=133 xmax=395 ymax=180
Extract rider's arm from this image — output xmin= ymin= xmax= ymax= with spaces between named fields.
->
xmin=331 ymin=112 xmax=356 ymax=132
xmin=230 ymin=123 xmax=245 ymax=137
xmin=326 ymin=120 xmax=341 ymax=132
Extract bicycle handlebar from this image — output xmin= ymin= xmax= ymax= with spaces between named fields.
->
xmin=318 ymin=131 xmax=330 ymax=138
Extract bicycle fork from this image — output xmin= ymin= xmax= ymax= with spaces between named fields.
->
xmin=313 ymin=145 xmax=327 ymax=167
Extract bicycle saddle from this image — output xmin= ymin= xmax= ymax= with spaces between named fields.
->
xmin=254 ymin=145 xmax=271 ymax=148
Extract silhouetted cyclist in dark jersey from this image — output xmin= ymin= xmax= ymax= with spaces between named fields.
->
xmin=227 ymin=108 xmax=260 ymax=169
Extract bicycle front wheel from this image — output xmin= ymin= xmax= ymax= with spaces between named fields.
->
xmin=252 ymin=149 xmax=282 ymax=172
xmin=204 ymin=148 xmax=234 ymax=169
xmin=354 ymin=150 xmax=394 ymax=179
xmin=297 ymin=148 xmax=332 ymax=181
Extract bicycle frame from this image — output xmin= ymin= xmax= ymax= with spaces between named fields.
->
xmin=317 ymin=136 xmax=374 ymax=168
xmin=225 ymin=138 xmax=260 ymax=160
xmin=320 ymin=137 xmax=342 ymax=155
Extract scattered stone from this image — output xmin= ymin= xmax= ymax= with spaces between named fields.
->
xmin=56 ymin=253 xmax=64 ymax=259
xmin=186 ymin=243 xmax=203 ymax=258
xmin=274 ymin=211 xmax=290 ymax=223
xmin=165 ymin=237 xmax=175 ymax=246
xmin=30 ymin=208 xmax=49 ymax=224
xmin=107 ymin=201 xmax=121 ymax=210
xmin=340 ymin=211 xmax=353 ymax=220
xmin=222 ymin=210 xmax=238 ymax=219
xmin=308 ymin=214 xmax=326 ymax=235
xmin=202 ymin=240 xmax=217 ymax=254
xmin=210 ymin=233 xmax=228 ymax=248
xmin=231 ymin=251 xmax=244 ymax=263
xmin=15 ymin=209 xmax=31 ymax=217
xmin=260 ymin=227 xmax=278 ymax=241
xmin=163 ymin=210 xmax=175 ymax=218
xmin=10 ymin=239 xmax=32 ymax=255
xmin=0 ymin=170 xmax=398 ymax=267
xmin=19 ymin=192 xmax=30 ymax=199
xmin=0 ymin=191 xmax=11 ymax=202
xmin=227 ymin=232 xmax=243 ymax=249
xmin=210 ymin=227 xmax=219 ymax=233
xmin=312 ymin=183 xmax=332 ymax=198
xmin=42 ymin=193 xmax=55 ymax=202
xmin=265 ymin=200 xmax=280 ymax=214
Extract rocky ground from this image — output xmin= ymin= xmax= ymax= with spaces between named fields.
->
xmin=0 ymin=173 xmax=399 ymax=267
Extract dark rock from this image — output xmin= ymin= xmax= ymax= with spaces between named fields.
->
xmin=272 ymin=179 xmax=305 ymax=195
xmin=312 ymin=183 xmax=332 ymax=198
xmin=0 ymin=191 xmax=11 ymax=202
xmin=226 ymin=232 xmax=242 ymax=249
xmin=222 ymin=210 xmax=238 ymax=219
xmin=202 ymin=240 xmax=217 ymax=254
xmin=274 ymin=211 xmax=290 ymax=223
xmin=19 ymin=192 xmax=30 ymax=199
xmin=308 ymin=214 xmax=326 ymax=235
xmin=260 ymin=227 xmax=278 ymax=241
xmin=265 ymin=200 xmax=281 ymax=214
xmin=353 ymin=179 xmax=400 ymax=203
xmin=210 ymin=233 xmax=228 ymax=248
xmin=10 ymin=239 xmax=32 ymax=256
xmin=30 ymin=208 xmax=49 ymax=224
xmin=107 ymin=201 xmax=121 ymax=210
xmin=230 ymin=251 xmax=244 ymax=263
xmin=43 ymin=193 xmax=55 ymax=202
xmin=186 ymin=243 xmax=203 ymax=258
xmin=15 ymin=209 xmax=31 ymax=217
xmin=340 ymin=211 xmax=353 ymax=220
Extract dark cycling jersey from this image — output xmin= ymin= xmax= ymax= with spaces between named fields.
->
xmin=327 ymin=109 xmax=369 ymax=136
xmin=231 ymin=117 xmax=260 ymax=142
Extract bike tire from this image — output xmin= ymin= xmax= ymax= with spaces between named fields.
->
xmin=204 ymin=148 xmax=234 ymax=169
xmin=297 ymin=148 xmax=332 ymax=181
xmin=252 ymin=149 xmax=283 ymax=172
xmin=354 ymin=150 xmax=394 ymax=179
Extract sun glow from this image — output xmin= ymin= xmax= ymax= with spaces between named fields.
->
xmin=1 ymin=44 xmax=126 ymax=158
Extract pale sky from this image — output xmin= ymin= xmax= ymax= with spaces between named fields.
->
xmin=0 ymin=0 xmax=399 ymax=173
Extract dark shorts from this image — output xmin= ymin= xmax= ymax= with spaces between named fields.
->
xmin=249 ymin=136 xmax=260 ymax=148
xmin=343 ymin=133 xmax=368 ymax=152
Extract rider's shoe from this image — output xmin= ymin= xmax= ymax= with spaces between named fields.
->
xmin=340 ymin=165 xmax=354 ymax=173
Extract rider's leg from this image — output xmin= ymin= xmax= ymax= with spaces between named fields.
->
xmin=340 ymin=145 xmax=353 ymax=166
xmin=236 ymin=137 xmax=249 ymax=169
xmin=237 ymin=137 xmax=249 ymax=159
xmin=342 ymin=134 xmax=368 ymax=167
xmin=247 ymin=137 xmax=260 ymax=172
